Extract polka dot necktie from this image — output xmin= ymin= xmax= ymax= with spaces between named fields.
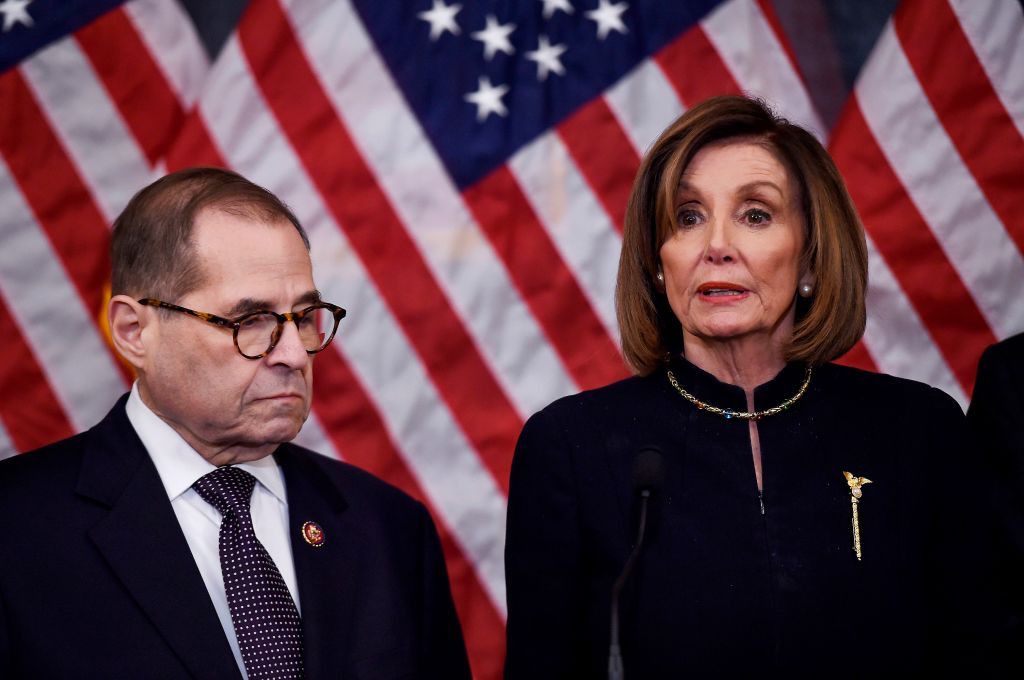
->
xmin=193 ymin=466 xmax=305 ymax=679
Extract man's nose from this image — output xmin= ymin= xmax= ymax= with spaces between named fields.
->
xmin=267 ymin=320 xmax=309 ymax=368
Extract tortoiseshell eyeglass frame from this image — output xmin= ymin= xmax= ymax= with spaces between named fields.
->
xmin=137 ymin=298 xmax=346 ymax=360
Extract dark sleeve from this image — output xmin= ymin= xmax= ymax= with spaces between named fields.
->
xmin=504 ymin=407 xmax=587 ymax=679
xmin=926 ymin=388 xmax=1003 ymax=676
xmin=966 ymin=344 xmax=1024 ymax=671
xmin=0 ymin=583 xmax=8 ymax=674
xmin=415 ymin=501 xmax=472 ymax=680
xmin=968 ymin=341 xmax=1024 ymax=480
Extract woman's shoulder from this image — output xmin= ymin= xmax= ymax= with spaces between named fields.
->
xmin=817 ymin=362 xmax=964 ymax=417
xmin=534 ymin=371 xmax=663 ymax=422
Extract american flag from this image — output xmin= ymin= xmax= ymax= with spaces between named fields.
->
xmin=1 ymin=0 xmax=1021 ymax=675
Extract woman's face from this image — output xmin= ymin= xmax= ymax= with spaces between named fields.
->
xmin=659 ymin=139 xmax=808 ymax=353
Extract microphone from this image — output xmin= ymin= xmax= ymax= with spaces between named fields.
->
xmin=609 ymin=446 xmax=665 ymax=680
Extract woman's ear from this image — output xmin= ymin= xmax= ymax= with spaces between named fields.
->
xmin=797 ymin=271 xmax=816 ymax=298
xmin=654 ymin=268 xmax=665 ymax=292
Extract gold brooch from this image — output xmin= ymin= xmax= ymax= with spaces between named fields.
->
xmin=843 ymin=471 xmax=872 ymax=561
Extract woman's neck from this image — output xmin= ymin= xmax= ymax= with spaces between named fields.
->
xmin=682 ymin=335 xmax=787 ymax=394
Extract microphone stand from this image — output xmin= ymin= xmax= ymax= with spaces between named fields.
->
xmin=608 ymin=488 xmax=651 ymax=680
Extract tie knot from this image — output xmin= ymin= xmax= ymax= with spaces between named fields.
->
xmin=192 ymin=466 xmax=257 ymax=517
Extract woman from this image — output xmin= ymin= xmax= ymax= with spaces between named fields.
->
xmin=504 ymin=96 xmax=995 ymax=678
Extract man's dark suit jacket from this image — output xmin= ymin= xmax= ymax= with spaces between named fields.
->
xmin=0 ymin=395 xmax=471 ymax=679
xmin=968 ymin=331 xmax=1024 ymax=671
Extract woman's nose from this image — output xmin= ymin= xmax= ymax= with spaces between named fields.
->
xmin=702 ymin=218 xmax=736 ymax=264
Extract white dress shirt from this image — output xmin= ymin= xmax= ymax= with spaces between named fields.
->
xmin=125 ymin=384 xmax=301 ymax=679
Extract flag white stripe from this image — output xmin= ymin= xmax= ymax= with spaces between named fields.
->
xmin=123 ymin=0 xmax=210 ymax=108
xmin=604 ymin=60 xmax=686 ymax=156
xmin=508 ymin=135 xmax=622 ymax=341
xmin=199 ymin=38 xmax=508 ymax=614
xmin=857 ymin=23 xmax=1024 ymax=339
xmin=0 ymin=158 xmax=127 ymax=431
xmin=0 ymin=420 xmax=14 ymax=460
xmin=701 ymin=0 xmax=827 ymax=141
xmin=282 ymin=0 xmax=577 ymax=416
xmin=20 ymin=39 xmax=155 ymax=223
xmin=948 ymin=0 xmax=1024 ymax=140
xmin=293 ymin=412 xmax=342 ymax=461
xmin=861 ymin=236 xmax=966 ymax=405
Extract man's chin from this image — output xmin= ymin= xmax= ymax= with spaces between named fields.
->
xmin=262 ymin=417 xmax=306 ymax=444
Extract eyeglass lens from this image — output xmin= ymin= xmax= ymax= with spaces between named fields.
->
xmin=236 ymin=306 xmax=333 ymax=357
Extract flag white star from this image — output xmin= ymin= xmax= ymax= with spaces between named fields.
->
xmin=471 ymin=15 xmax=515 ymax=61
xmin=525 ymin=35 xmax=567 ymax=82
xmin=418 ymin=0 xmax=461 ymax=41
xmin=539 ymin=0 xmax=574 ymax=20
xmin=464 ymin=76 xmax=509 ymax=121
xmin=585 ymin=0 xmax=628 ymax=40
xmin=0 ymin=0 xmax=33 ymax=32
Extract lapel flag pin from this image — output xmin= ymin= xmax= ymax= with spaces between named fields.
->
xmin=301 ymin=521 xmax=325 ymax=548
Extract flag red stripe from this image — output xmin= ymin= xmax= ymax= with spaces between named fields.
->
xmin=834 ymin=339 xmax=878 ymax=373
xmin=893 ymin=0 xmax=1024 ymax=257
xmin=831 ymin=102 xmax=995 ymax=392
xmin=557 ymin=97 xmax=641 ymax=233
xmin=0 ymin=293 xmax=76 ymax=452
xmin=310 ymin=349 xmax=506 ymax=680
xmin=655 ymin=26 xmax=743 ymax=105
xmin=74 ymin=7 xmax=186 ymax=166
xmin=463 ymin=167 xmax=628 ymax=391
xmin=163 ymin=108 xmax=230 ymax=171
xmin=238 ymin=0 xmax=520 ymax=493
xmin=0 ymin=68 xmax=131 ymax=388
xmin=0 ymin=69 xmax=113 ymax=323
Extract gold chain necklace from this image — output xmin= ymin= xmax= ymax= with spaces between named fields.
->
xmin=666 ymin=365 xmax=813 ymax=421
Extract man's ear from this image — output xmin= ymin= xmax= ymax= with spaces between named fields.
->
xmin=108 ymin=295 xmax=149 ymax=370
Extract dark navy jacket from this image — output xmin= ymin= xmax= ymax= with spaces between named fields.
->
xmin=0 ymin=395 xmax=471 ymax=679
xmin=968 ymin=332 xmax=1024 ymax=673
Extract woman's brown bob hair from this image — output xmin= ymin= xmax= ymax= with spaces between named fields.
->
xmin=616 ymin=95 xmax=868 ymax=375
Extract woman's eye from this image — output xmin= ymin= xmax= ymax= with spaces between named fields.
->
xmin=677 ymin=209 xmax=703 ymax=227
xmin=744 ymin=208 xmax=772 ymax=225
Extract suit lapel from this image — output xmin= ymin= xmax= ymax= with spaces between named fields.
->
xmin=276 ymin=447 xmax=360 ymax=677
xmin=80 ymin=399 xmax=241 ymax=679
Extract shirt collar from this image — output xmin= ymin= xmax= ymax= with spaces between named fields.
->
xmin=125 ymin=383 xmax=288 ymax=504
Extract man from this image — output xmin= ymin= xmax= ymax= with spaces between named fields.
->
xmin=968 ymin=331 xmax=1024 ymax=674
xmin=0 ymin=168 xmax=471 ymax=679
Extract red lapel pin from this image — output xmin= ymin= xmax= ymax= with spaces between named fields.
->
xmin=301 ymin=521 xmax=325 ymax=548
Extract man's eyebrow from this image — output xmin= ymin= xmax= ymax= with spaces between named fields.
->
xmin=225 ymin=298 xmax=274 ymax=317
xmin=224 ymin=291 xmax=323 ymax=317
xmin=295 ymin=290 xmax=322 ymax=307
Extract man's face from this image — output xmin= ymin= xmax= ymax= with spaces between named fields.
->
xmin=138 ymin=209 xmax=317 ymax=464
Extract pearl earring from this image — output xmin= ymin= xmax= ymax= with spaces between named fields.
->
xmin=656 ymin=271 xmax=664 ymax=283
xmin=798 ymin=282 xmax=814 ymax=298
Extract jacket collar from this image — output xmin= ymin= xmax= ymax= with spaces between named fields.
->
xmin=666 ymin=354 xmax=809 ymax=415
xmin=275 ymin=447 xmax=359 ymax=676
xmin=77 ymin=395 xmax=242 ymax=679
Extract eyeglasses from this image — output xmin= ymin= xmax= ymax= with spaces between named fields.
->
xmin=138 ymin=298 xmax=346 ymax=360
